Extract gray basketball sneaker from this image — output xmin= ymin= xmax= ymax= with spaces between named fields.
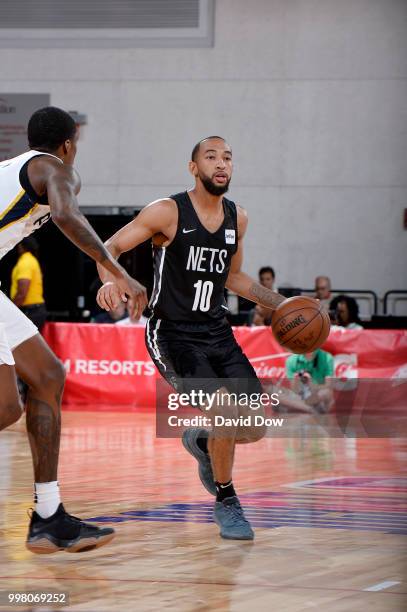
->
xmin=182 ymin=428 xmax=216 ymax=495
xmin=214 ymin=496 xmax=254 ymax=540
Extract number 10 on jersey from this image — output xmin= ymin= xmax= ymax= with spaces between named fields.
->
xmin=192 ymin=280 xmax=214 ymax=312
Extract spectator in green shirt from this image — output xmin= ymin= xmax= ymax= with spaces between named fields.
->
xmin=286 ymin=349 xmax=334 ymax=413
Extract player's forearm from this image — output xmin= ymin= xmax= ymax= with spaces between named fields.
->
xmin=96 ymin=239 xmax=122 ymax=284
xmin=226 ymin=271 xmax=285 ymax=310
xmin=53 ymin=210 xmax=126 ymax=280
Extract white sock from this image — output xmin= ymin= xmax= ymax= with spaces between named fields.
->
xmin=34 ymin=481 xmax=61 ymax=519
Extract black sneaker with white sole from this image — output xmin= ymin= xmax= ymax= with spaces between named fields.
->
xmin=26 ymin=503 xmax=115 ymax=554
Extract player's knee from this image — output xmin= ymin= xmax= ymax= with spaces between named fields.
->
xmin=212 ymin=403 xmax=239 ymax=437
xmin=236 ymin=407 xmax=267 ymax=442
xmin=239 ymin=422 xmax=267 ymax=443
xmin=28 ymin=358 xmax=66 ymax=395
xmin=250 ymin=422 xmax=267 ymax=442
xmin=0 ymin=399 xmax=22 ymax=429
xmin=46 ymin=358 xmax=66 ymax=392
xmin=213 ymin=401 xmax=239 ymax=420
xmin=236 ymin=404 xmax=267 ymax=442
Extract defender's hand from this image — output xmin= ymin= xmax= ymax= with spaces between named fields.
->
xmin=126 ymin=296 xmax=143 ymax=322
xmin=117 ymin=275 xmax=148 ymax=317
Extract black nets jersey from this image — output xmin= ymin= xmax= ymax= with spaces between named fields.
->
xmin=148 ymin=191 xmax=238 ymax=322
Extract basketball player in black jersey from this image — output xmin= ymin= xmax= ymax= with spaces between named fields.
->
xmin=97 ymin=137 xmax=286 ymax=540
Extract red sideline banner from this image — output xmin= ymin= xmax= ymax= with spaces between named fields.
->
xmin=43 ymin=323 xmax=407 ymax=411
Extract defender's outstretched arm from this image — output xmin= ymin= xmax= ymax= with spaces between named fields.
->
xmin=40 ymin=159 xmax=146 ymax=309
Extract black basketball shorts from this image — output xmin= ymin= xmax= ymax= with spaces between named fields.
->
xmin=145 ymin=317 xmax=262 ymax=396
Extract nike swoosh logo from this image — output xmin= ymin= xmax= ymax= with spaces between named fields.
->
xmin=183 ymin=228 xmax=197 ymax=234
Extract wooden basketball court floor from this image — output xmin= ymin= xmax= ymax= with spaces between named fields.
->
xmin=0 ymin=410 xmax=406 ymax=612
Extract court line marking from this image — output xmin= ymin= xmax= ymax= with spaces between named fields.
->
xmin=283 ymin=477 xmax=343 ymax=487
xmin=363 ymin=581 xmax=401 ymax=592
xmin=283 ymin=476 xmax=406 ymax=488
xmin=0 ymin=576 xmax=405 ymax=595
xmin=166 ymin=504 xmax=407 ymax=516
xmin=99 ymin=519 xmax=407 ymax=533
xmin=118 ymin=508 xmax=407 ymax=524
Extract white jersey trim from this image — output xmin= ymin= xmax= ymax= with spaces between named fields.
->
xmin=148 ymin=247 xmax=166 ymax=311
xmin=146 ymin=317 xmax=167 ymax=372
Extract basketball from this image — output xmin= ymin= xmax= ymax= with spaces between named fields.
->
xmin=271 ymin=296 xmax=331 ymax=354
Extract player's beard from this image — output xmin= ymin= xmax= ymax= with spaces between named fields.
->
xmin=200 ymin=174 xmax=231 ymax=196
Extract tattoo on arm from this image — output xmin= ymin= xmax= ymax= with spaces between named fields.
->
xmin=249 ymin=283 xmax=285 ymax=310
xmin=61 ymin=212 xmax=109 ymax=261
xmin=48 ymin=167 xmax=122 ymax=276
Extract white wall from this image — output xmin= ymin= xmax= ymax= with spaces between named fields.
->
xmin=1 ymin=0 xmax=406 ymax=299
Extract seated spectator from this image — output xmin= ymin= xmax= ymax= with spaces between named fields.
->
xmin=245 ymin=266 xmax=276 ymax=324
xmin=286 ymin=348 xmax=334 ymax=413
xmin=314 ymin=275 xmax=332 ymax=310
xmin=259 ymin=266 xmax=275 ymax=291
xmin=330 ymin=294 xmax=363 ymax=330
